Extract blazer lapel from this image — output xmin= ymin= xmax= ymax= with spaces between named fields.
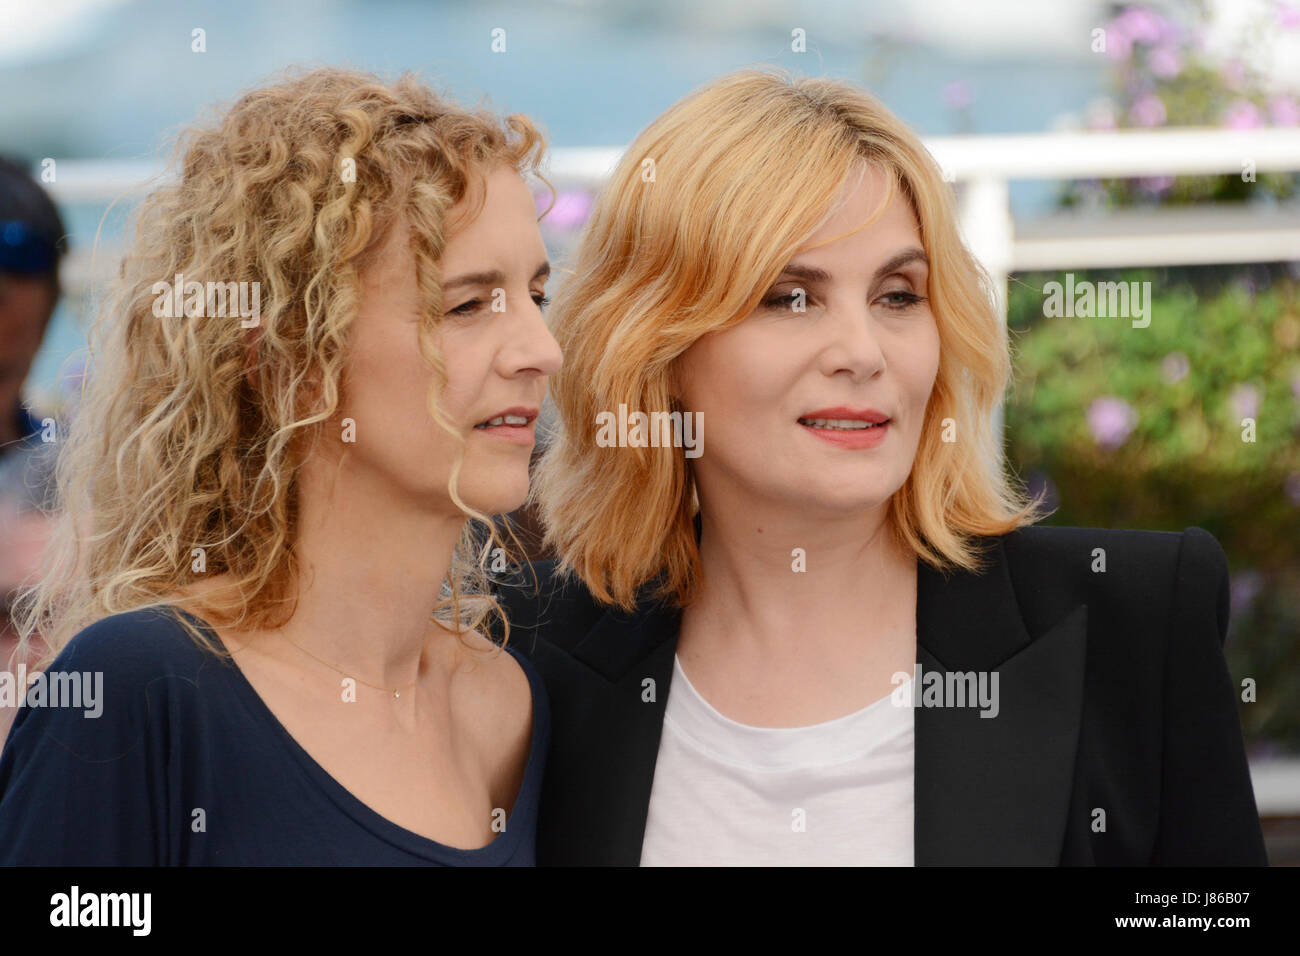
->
xmin=561 ymin=596 xmax=682 ymax=866
xmin=554 ymin=534 xmax=1087 ymax=866
xmin=914 ymin=542 xmax=1088 ymax=865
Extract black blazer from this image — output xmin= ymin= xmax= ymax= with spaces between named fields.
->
xmin=493 ymin=524 xmax=1268 ymax=865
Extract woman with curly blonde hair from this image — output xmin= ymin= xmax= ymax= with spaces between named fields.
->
xmin=0 ymin=67 xmax=561 ymax=865
xmin=497 ymin=68 xmax=1266 ymax=866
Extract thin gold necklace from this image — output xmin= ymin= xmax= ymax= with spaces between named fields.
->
xmin=277 ymin=631 xmax=428 ymax=700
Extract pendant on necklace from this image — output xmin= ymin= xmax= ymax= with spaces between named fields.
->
xmin=393 ymin=690 xmax=401 ymax=699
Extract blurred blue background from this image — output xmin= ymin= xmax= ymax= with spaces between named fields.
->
xmin=3 ymin=0 xmax=1111 ymax=397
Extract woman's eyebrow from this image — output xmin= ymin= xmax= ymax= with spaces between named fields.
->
xmin=873 ymin=248 xmax=928 ymax=280
xmin=777 ymin=263 xmax=832 ymax=284
xmin=776 ymin=248 xmax=929 ymax=285
xmin=443 ymin=261 xmax=551 ymax=291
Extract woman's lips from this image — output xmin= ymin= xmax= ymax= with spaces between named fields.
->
xmin=471 ymin=406 xmax=538 ymax=446
xmin=797 ymin=417 xmax=890 ymax=449
xmin=472 ymin=419 xmax=536 ymax=446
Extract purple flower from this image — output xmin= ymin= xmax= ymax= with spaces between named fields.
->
xmin=1229 ymin=568 xmax=1263 ymax=617
xmin=1229 ymin=383 xmax=1262 ymax=420
xmin=1148 ymin=45 xmax=1182 ymax=78
xmin=1269 ymin=96 xmax=1300 ymax=126
xmin=1290 ymin=368 xmax=1300 ymax=402
xmin=1087 ymin=396 xmax=1139 ymax=449
xmin=942 ymin=80 xmax=973 ymax=111
xmin=1130 ymin=93 xmax=1167 ymax=127
xmin=1286 ymin=472 xmax=1300 ymax=506
xmin=1104 ymin=29 xmax=1135 ymax=61
xmin=1113 ymin=6 xmax=1169 ymax=45
xmin=535 ymin=188 xmax=593 ymax=230
xmin=1278 ymin=2 xmax=1300 ymax=29
xmin=1220 ymin=59 xmax=1247 ymax=92
xmin=1161 ymin=351 xmax=1190 ymax=384
xmin=1086 ymin=99 xmax=1118 ymax=130
xmin=1137 ymin=174 xmax=1175 ymax=196
xmin=1223 ymin=99 xmax=1263 ymax=129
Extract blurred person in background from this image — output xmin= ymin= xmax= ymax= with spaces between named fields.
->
xmin=0 ymin=155 xmax=66 ymax=745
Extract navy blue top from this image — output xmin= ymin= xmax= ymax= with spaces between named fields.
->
xmin=1 ymin=401 xmax=42 ymax=461
xmin=0 ymin=606 xmax=548 ymax=865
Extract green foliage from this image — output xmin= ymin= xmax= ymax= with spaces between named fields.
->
xmin=1005 ymin=270 xmax=1300 ymax=750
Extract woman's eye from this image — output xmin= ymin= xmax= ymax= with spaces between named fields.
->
xmin=760 ymin=289 xmax=927 ymax=312
xmin=878 ymin=290 xmax=926 ymax=311
xmin=447 ymin=293 xmax=549 ymax=316
xmin=447 ymin=298 xmax=483 ymax=316
xmin=760 ymin=292 xmax=802 ymax=310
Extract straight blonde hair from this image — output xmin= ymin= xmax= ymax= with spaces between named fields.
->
xmin=532 ymin=68 xmax=1049 ymax=611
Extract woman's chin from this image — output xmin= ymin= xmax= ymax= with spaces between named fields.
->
xmin=456 ymin=478 xmax=531 ymax=517
xmin=781 ymin=485 xmax=894 ymax=518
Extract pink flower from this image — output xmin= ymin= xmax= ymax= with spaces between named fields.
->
xmin=535 ymin=189 xmax=593 ymax=230
xmin=550 ymin=190 xmax=593 ymax=230
xmin=1138 ymin=174 xmax=1175 ymax=196
xmin=1223 ymin=99 xmax=1263 ymax=129
xmin=1113 ymin=6 xmax=1168 ymax=45
xmin=1104 ymin=30 xmax=1135 ymax=61
xmin=1148 ymin=45 xmax=1182 ymax=78
xmin=1220 ymin=59 xmax=1247 ymax=92
xmin=1270 ymin=96 xmax=1300 ymax=126
xmin=1286 ymin=473 xmax=1300 ymax=507
xmin=942 ymin=80 xmax=974 ymax=111
xmin=1278 ymin=3 xmax=1300 ymax=29
xmin=1086 ymin=100 xmax=1119 ymax=130
xmin=1229 ymin=569 xmax=1264 ymax=615
xmin=1130 ymin=93 xmax=1167 ymax=127
xmin=1161 ymin=352 xmax=1190 ymax=383
xmin=1087 ymin=396 xmax=1139 ymax=449
xmin=1230 ymin=383 xmax=1262 ymax=420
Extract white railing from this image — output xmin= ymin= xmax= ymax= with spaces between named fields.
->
xmin=46 ymin=126 xmax=1300 ymax=292
xmin=42 ymin=128 xmax=1300 ymax=445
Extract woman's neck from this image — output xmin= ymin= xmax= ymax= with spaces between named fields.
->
xmin=684 ymin=499 xmax=914 ymax=658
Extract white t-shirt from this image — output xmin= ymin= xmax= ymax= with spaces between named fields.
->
xmin=639 ymin=655 xmax=915 ymax=866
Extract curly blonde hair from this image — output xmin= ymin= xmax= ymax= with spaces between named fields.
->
xmin=532 ymin=68 xmax=1049 ymax=611
xmin=12 ymin=66 xmax=549 ymax=667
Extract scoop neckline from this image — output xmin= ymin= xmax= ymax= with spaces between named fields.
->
xmin=172 ymin=606 xmax=543 ymax=864
xmin=667 ymin=652 xmax=915 ymax=771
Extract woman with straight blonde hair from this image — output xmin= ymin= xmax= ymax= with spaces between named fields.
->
xmin=496 ymin=68 xmax=1266 ymax=866
xmin=0 ymin=67 xmax=562 ymax=865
